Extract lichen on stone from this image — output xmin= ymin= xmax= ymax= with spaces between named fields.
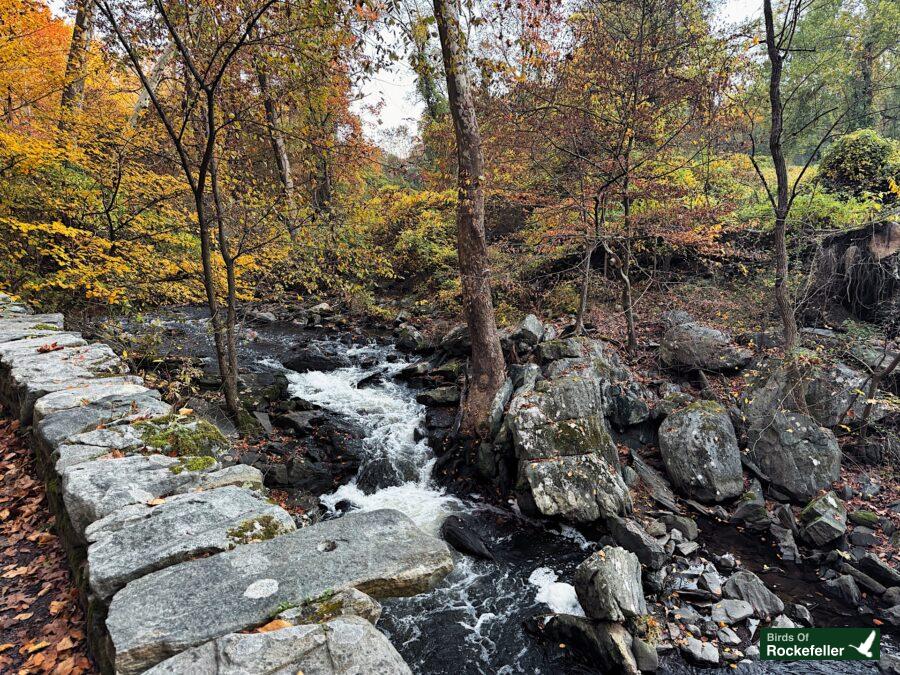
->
xmin=136 ymin=416 xmax=227 ymax=457
xmin=227 ymin=515 xmax=283 ymax=545
xmin=169 ymin=455 xmax=216 ymax=474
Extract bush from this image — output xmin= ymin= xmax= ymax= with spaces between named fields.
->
xmin=818 ymin=129 xmax=899 ymax=201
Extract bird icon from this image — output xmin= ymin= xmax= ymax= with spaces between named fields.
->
xmin=850 ymin=630 xmax=877 ymax=658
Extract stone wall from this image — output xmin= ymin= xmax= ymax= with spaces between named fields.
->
xmin=0 ymin=294 xmax=453 ymax=674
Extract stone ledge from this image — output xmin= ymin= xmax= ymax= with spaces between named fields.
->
xmin=0 ymin=294 xmax=450 ymax=674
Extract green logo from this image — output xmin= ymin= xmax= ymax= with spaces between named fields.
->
xmin=761 ymin=628 xmax=880 ymax=660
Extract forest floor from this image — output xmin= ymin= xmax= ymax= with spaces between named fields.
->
xmin=0 ymin=413 xmax=94 ymax=675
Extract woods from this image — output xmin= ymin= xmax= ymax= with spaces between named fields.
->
xmin=1 ymin=0 xmax=900 ymax=672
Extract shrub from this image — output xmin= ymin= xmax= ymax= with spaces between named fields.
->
xmin=818 ymin=129 xmax=899 ymax=201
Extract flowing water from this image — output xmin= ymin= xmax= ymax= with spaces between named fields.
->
xmin=131 ymin=308 xmax=895 ymax=673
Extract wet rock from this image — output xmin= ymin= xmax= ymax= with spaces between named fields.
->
xmin=631 ymin=637 xmax=658 ymax=672
xmin=799 ymin=492 xmax=847 ymax=546
xmin=823 ymin=575 xmax=862 ymax=605
xmin=660 ymin=514 xmax=698 ymax=541
xmin=746 ymin=410 xmax=840 ymax=502
xmin=658 ymin=401 xmax=743 ymax=502
xmin=440 ymin=515 xmax=494 ymax=561
xmin=659 ymin=322 xmax=751 ymax=372
xmin=680 ymin=635 xmax=719 ymax=665
xmin=541 ymin=615 xmax=639 ymax=675
xmin=522 ymin=454 xmax=631 ymax=523
xmin=85 ymin=486 xmax=295 ymax=600
xmin=857 ymin=553 xmax=900 ymax=587
xmin=438 ymin=324 xmax=471 ymax=355
xmin=722 ymin=570 xmax=784 ymax=619
xmin=143 ymin=615 xmax=412 ymax=675
xmin=574 ymin=546 xmax=646 ymax=621
xmin=770 ymin=524 xmax=801 ymax=563
xmin=606 ymin=517 xmax=667 ymax=570
xmin=785 ymin=602 xmax=813 ymax=626
xmin=711 ymin=599 xmax=753 ymax=624
xmin=283 ymin=344 xmax=351 ymax=373
xmin=511 ymin=314 xmax=544 ymax=346
xmin=416 ymin=385 xmax=460 ymax=406
xmin=730 ymin=480 xmax=769 ymax=531
xmin=356 ymin=457 xmax=409 ymax=494
xmin=849 ymin=527 xmax=879 ymax=547
xmin=106 ymin=509 xmax=453 ymax=674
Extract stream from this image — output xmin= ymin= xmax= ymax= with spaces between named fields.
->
xmin=121 ymin=308 xmax=895 ymax=674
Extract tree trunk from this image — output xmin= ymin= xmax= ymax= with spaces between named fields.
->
xmin=621 ymin=189 xmax=637 ymax=353
xmin=129 ymin=41 xmax=176 ymax=128
xmin=255 ymin=61 xmax=297 ymax=237
xmin=432 ymin=0 xmax=506 ymax=439
xmin=764 ymin=0 xmax=805 ymax=410
xmin=59 ymin=0 xmax=95 ymax=134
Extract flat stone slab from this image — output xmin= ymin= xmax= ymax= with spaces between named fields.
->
xmin=36 ymin=392 xmax=171 ymax=452
xmin=61 ymin=454 xmax=262 ymax=539
xmin=32 ymin=377 xmax=150 ymax=423
xmin=54 ymin=422 xmax=149 ymax=472
xmin=86 ymin=486 xmax=296 ymax=600
xmin=0 ymin=332 xmax=87 ymax=360
xmin=143 ymin=616 xmax=412 ymax=675
xmin=106 ymin=508 xmax=453 ymax=674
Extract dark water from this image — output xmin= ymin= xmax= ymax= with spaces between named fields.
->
xmin=127 ymin=306 xmax=896 ymax=674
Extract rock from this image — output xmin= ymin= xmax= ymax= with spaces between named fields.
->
xmin=680 ymin=635 xmax=719 ymax=665
xmin=416 ymin=386 xmax=460 ymax=406
xmin=799 ymin=492 xmax=847 ymax=546
xmin=143 ymin=615 xmax=411 ymax=675
xmin=806 ymin=361 xmax=885 ymax=428
xmin=881 ymin=653 xmax=900 ymax=675
xmin=857 ymin=553 xmax=900 ymax=587
xmin=630 ymin=453 xmax=679 ymax=512
xmin=245 ymin=309 xmax=276 ymax=324
xmin=823 ymin=575 xmax=862 ymax=605
xmin=276 ymin=588 xmax=382 ymax=626
xmin=711 ymin=599 xmax=754 ymax=624
xmin=355 ymin=457 xmax=408 ymax=494
xmin=771 ymin=615 xmax=797 ymax=628
xmin=511 ymin=314 xmax=544 ymax=346
xmin=106 ymin=509 xmax=453 ymax=674
xmin=849 ymin=510 xmax=880 ymax=527
xmin=660 ymin=310 xmax=694 ymax=328
xmin=538 ymin=338 xmax=584 ymax=362
xmin=440 ymin=515 xmax=494 ymax=560
xmin=30 ymin=376 xmax=148 ymax=422
xmin=723 ymin=571 xmax=784 ymax=619
xmin=522 ymin=454 xmax=631 ymax=523
xmin=660 ymin=514 xmax=698 ymax=541
xmin=396 ymin=324 xmax=428 ymax=352
xmin=509 ymin=363 xmax=541 ymax=393
xmin=574 ymin=546 xmax=646 ymax=621
xmin=746 ymin=411 xmax=841 ymax=502
xmin=785 ymin=603 xmax=814 ymax=626
xmin=718 ymin=627 xmax=741 ymax=645
xmin=438 ymin=324 xmax=471 ymax=355
xmin=730 ymin=480 xmax=769 ymax=530
xmin=659 ymin=323 xmax=751 ymax=372
xmin=85 ymin=486 xmax=296 ymax=600
xmin=282 ymin=344 xmax=351 ymax=373
xmin=770 ymin=524 xmax=801 ymax=563
xmin=657 ymin=402 xmax=743 ymax=502
xmin=849 ymin=527 xmax=879 ymax=547
xmin=631 ymin=637 xmax=658 ymax=672
xmin=606 ymin=517 xmax=668 ymax=570
xmin=838 ymin=562 xmax=886 ymax=595
xmin=882 ymin=605 xmax=900 ymax=627
xmin=274 ymin=410 xmax=321 ymax=434
xmin=541 ymin=615 xmax=639 ymax=675
xmin=61 ymin=454 xmax=260 ymax=540
xmin=484 ymin=377 xmax=513 ymax=439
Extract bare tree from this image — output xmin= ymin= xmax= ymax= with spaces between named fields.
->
xmin=59 ymin=0 xmax=95 ymax=134
xmin=432 ymin=0 xmax=506 ymax=438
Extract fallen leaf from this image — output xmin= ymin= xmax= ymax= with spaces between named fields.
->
xmin=256 ymin=619 xmax=292 ymax=633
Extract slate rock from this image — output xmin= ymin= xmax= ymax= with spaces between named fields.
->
xmin=711 ymin=599 xmax=754 ymax=624
xmin=799 ymin=492 xmax=847 ymax=546
xmin=574 ymin=546 xmax=647 ymax=622
xmin=85 ymin=486 xmax=296 ymax=599
xmin=440 ymin=515 xmax=494 ymax=561
xmin=143 ymin=616 xmax=412 ymax=675
xmin=723 ymin=571 xmax=784 ymax=619
xmin=661 ymin=514 xmax=698 ymax=541
xmin=680 ymin=635 xmax=719 ymax=665
xmin=857 ymin=554 xmax=900 ymax=587
xmin=606 ymin=517 xmax=668 ymax=570
xmin=283 ymin=344 xmax=351 ymax=373
xmin=541 ymin=615 xmax=639 ymax=675
xmin=659 ymin=323 xmax=751 ymax=372
xmin=658 ymin=402 xmax=743 ymax=502
xmin=106 ymin=509 xmax=453 ymax=674
xmin=823 ymin=575 xmax=862 ymax=605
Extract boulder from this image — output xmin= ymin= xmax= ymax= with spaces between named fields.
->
xmin=511 ymin=314 xmax=544 ymax=346
xmin=722 ymin=571 xmax=784 ymax=619
xmin=730 ymin=480 xmax=770 ymax=531
xmin=746 ymin=411 xmax=840 ymax=502
xmin=143 ymin=616 xmax=412 ymax=675
xmin=440 ymin=515 xmax=494 ymax=561
xmin=574 ymin=546 xmax=646 ymax=621
xmin=823 ymin=575 xmax=862 ymax=605
xmin=396 ymin=324 xmax=429 ymax=352
xmin=659 ymin=323 xmax=751 ymax=372
xmin=660 ymin=309 xmax=694 ymax=329
xmin=541 ymin=615 xmax=639 ymax=675
xmin=657 ymin=401 xmax=743 ymax=502
xmin=680 ymin=635 xmax=719 ymax=665
xmin=31 ymin=376 xmax=149 ymax=423
xmin=857 ymin=553 xmax=900 ymax=587
xmin=85 ymin=486 xmax=296 ymax=599
xmin=438 ymin=324 xmax=471 ymax=355
xmin=416 ymin=385 xmax=460 ymax=406
xmin=606 ymin=517 xmax=668 ymax=570
xmin=521 ymin=454 xmax=631 ymax=523
xmin=711 ymin=599 xmax=754 ymax=624
xmin=799 ymin=492 xmax=847 ymax=547
xmin=276 ymin=587 xmax=382 ymax=626
xmin=283 ymin=344 xmax=351 ymax=373
xmin=106 ymin=509 xmax=452 ymax=674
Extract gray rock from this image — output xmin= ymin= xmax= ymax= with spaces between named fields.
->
xmin=771 ymin=614 xmax=797 ymax=628
xmin=574 ymin=546 xmax=647 ymax=621
xmin=31 ymin=377 xmax=149 ymax=423
xmin=606 ymin=517 xmax=668 ymax=570
xmin=661 ymin=514 xmax=698 ymax=541
xmin=485 ymin=377 xmax=513 ymax=439
xmin=723 ymin=571 xmax=784 ymax=619
xmin=660 ymin=310 xmax=694 ymax=329
xmin=680 ymin=635 xmax=719 ymax=665
xmin=416 ymin=385 xmax=460 ymax=406
xmin=438 ymin=324 xmax=471 ymax=355
xmin=106 ymin=509 xmax=453 ymax=674
xmin=711 ymin=599 xmax=754 ymax=624
xmin=631 ymin=637 xmax=658 ymax=672
xmin=886 ymin=588 xmax=900 ymax=606
xmin=85 ymin=486 xmax=296 ymax=599
xmin=541 ymin=615 xmax=639 ymax=675
xmin=746 ymin=411 xmax=840 ymax=502
xmin=882 ymin=605 xmax=900 ymax=627
xmin=770 ymin=524 xmax=801 ymax=563
xmin=823 ymin=575 xmax=862 ymax=605
xmin=142 ymin=615 xmax=412 ymax=675
xmin=730 ymin=480 xmax=769 ymax=530
xmin=850 ymin=527 xmax=879 ymax=547
xmin=799 ymin=492 xmax=847 ymax=546
xmin=538 ymin=338 xmax=584 ymax=362
xmin=718 ymin=626 xmax=741 ymax=645
xmin=522 ymin=454 xmax=631 ymax=523
xmin=277 ymin=587 xmax=382 ymax=626
xmin=658 ymin=402 xmax=743 ymax=502
xmin=511 ymin=314 xmax=544 ymax=346
xmin=630 ymin=453 xmax=679 ymax=512
xmin=857 ymin=553 xmax=900 ymax=587
xmin=838 ymin=562 xmax=886 ymax=595
xmin=659 ymin=323 xmax=751 ymax=372
xmin=396 ymin=324 xmax=428 ymax=352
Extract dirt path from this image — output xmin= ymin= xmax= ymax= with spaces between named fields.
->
xmin=0 ymin=413 xmax=94 ymax=674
